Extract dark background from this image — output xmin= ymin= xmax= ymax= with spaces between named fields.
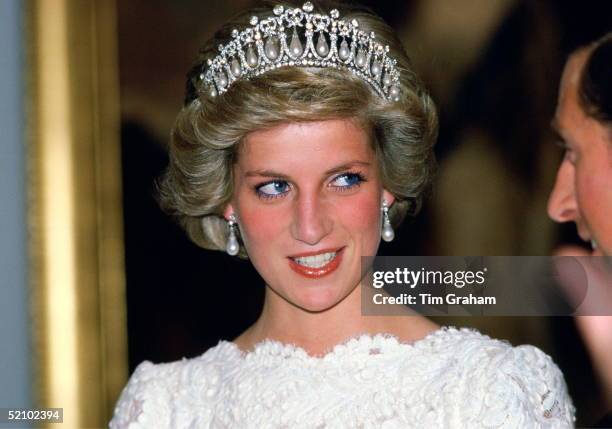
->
xmin=117 ymin=0 xmax=611 ymax=425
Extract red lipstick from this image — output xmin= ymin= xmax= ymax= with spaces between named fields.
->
xmin=288 ymin=248 xmax=344 ymax=279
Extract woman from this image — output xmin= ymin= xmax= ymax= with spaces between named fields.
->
xmin=111 ymin=1 xmax=575 ymax=427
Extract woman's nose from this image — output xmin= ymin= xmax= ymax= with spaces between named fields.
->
xmin=547 ymin=159 xmax=578 ymax=223
xmin=290 ymin=193 xmax=333 ymax=245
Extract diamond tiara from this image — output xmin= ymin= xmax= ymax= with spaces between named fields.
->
xmin=197 ymin=2 xmax=401 ymax=102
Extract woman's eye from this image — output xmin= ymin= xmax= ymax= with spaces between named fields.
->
xmin=331 ymin=173 xmax=365 ymax=189
xmin=256 ymin=180 xmax=290 ymax=198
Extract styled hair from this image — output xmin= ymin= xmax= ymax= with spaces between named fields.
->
xmin=579 ymin=31 xmax=612 ymax=125
xmin=158 ymin=1 xmax=438 ymax=257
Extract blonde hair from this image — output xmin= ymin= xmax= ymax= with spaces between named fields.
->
xmin=158 ymin=1 xmax=438 ymax=257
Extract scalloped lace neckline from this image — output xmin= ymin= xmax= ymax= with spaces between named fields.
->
xmin=220 ymin=326 xmax=452 ymax=361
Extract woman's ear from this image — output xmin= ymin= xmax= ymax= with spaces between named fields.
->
xmin=223 ymin=204 xmax=235 ymax=220
xmin=382 ymin=190 xmax=395 ymax=206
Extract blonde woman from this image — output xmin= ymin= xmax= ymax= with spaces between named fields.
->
xmin=111 ymin=1 xmax=574 ymax=427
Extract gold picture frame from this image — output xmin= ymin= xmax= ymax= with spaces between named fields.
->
xmin=25 ymin=0 xmax=127 ymax=427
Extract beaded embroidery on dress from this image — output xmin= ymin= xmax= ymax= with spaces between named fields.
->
xmin=110 ymin=327 xmax=575 ymax=428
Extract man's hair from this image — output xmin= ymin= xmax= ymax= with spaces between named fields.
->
xmin=579 ymin=32 xmax=612 ymax=125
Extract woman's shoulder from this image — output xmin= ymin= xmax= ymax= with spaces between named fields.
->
xmin=425 ymin=327 xmax=576 ymax=427
xmin=109 ymin=341 xmax=238 ymax=429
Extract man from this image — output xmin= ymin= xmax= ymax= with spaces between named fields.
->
xmin=548 ymin=32 xmax=612 ymax=418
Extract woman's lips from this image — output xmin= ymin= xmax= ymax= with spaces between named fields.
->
xmin=288 ymin=248 xmax=344 ymax=279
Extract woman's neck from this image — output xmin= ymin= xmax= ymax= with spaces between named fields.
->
xmin=233 ymin=284 xmax=439 ymax=357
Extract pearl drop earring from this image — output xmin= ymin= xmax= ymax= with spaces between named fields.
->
xmin=226 ymin=214 xmax=240 ymax=256
xmin=381 ymin=200 xmax=394 ymax=242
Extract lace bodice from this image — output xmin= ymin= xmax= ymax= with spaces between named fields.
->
xmin=110 ymin=327 xmax=575 ymax=428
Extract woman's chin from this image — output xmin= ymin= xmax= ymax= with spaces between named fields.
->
xmin=287 ymin=288 xmax=352 ymax=313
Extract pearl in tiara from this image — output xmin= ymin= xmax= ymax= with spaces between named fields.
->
xmin=197 ymin=2 xmax=402 ymax=102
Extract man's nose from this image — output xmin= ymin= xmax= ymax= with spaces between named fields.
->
xmin=290 ymin=192 xmax=333 ymax=246
xmin=547 ymin=159 xmax=578 ymax=223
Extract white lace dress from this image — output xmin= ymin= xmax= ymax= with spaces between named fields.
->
xmin=109 ymin=327 xmax=575 ymax=428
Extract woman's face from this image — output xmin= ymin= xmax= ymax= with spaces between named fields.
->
xmin=226 ymin=119 xmax=394 ymax=312
xmin=548 ymin=50 xmax=612 ymax=256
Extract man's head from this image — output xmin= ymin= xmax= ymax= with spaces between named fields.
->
xmin=548 ymin=33 xmax=612 ymax=256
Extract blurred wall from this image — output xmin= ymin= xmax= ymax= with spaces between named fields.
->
xmin=0 ymin=0 xmax=31 ymax=417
